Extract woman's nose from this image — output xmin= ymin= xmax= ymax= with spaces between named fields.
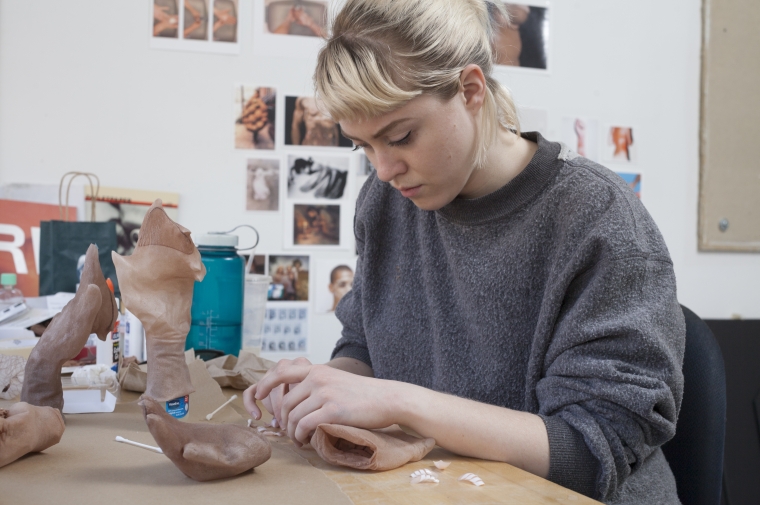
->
xmin=372 ymin=151 xmax=406 ymax=183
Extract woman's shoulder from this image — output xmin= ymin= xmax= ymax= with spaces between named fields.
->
xmin=546 ymin=149 xmax=670 ymax=262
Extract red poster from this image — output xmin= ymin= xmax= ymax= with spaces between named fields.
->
xmin=0 ymin=199 xmax=77 ymax=297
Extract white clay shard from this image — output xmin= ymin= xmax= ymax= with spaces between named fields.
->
xmin=262 ymin=430 xmax=283 ymax=437
xmin=256 ymin=426 xmax=267 ymax=432
xmin=434 ymin=460 xmax=451 ymax=470
xmin=247 ymin=419 xmax=252 ymax=428
xmin=458 ymin=472 xmax=485 ymax=486
xmin=411 ymin=474 xmax=439 ymax=484
xmin=410 ymin=468 xmax=435 ymax=478
xmin=270 ymin=418 xmax=279 ymax=428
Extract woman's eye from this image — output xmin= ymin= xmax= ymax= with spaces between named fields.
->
xmin=388 ymin=131 xmax=411 ymax=147
xmin=351 ymin=144 xmax=365 ymax=152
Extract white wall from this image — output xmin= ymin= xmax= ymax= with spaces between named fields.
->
xmin=1 ymin=0 xmax=758 ymax=364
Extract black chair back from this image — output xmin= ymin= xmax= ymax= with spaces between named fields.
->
xmin=661 ymin=306 xmax=727 ymax=505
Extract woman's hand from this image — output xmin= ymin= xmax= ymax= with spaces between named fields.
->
xmin=243 ymin=359 xmax=396 ymax=447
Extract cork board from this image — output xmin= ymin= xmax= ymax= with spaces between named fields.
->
xmin=699 ymin=0 xmax=760 ymax=251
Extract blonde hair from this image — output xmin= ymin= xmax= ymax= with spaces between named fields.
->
xmin=314 ymin=0 xmax=520 ymax=169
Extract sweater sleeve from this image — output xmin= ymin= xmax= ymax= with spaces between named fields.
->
xmin=331 ymin=180 xmax=373 ymax=369
xmin=536 ymin=255 xmax=685 ymax=502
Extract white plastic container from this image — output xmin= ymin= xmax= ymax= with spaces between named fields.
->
xmin=242 ymin=274 xmax=271 ymax=355
xmin=0 ymin=273 xmax=24 ymax=311
xmin=124 ymin=309 xmax=145 ymax=362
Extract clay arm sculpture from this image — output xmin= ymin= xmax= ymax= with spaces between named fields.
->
xmin=310 ymin=424 xmax=435 ymax=471
xmin=0 ymin=402 xmax=65 ymax=468
xmin=112 ymin=199 xmax=206 ymax=403
xmin=21 ymin=244 xmax=117 ymax=411
xmin=139 ymin=396 xmax=271 ymax=481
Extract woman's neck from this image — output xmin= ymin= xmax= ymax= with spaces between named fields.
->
xmin=459 ymin=129 xmax=538 ymax=200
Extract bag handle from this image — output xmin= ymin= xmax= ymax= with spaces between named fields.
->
xmin=58 ymin=172 xmax=100 ymax=222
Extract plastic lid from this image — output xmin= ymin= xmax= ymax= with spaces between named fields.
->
xmin=1 ymin=273 xmax=16 ymax=286
xmin=195 ymin=233 xmax=239 ymax=247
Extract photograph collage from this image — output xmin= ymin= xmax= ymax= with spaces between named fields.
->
xmin=152 ymin=0 xmax=641 ymax=356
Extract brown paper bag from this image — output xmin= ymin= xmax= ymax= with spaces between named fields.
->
xmin=205 ymin=351 xmax=276 ymax=390
xmin=311 ymin=424 xmax=435 ymax=471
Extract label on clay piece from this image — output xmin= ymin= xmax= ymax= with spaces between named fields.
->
xmin=166 ymin=395 xmax=190 ymax=419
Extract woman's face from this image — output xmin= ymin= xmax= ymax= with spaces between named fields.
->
xmin=340 ymin=93 xmax=479 ymax=211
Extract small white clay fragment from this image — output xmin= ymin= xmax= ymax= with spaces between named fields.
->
xmin=247 ymin=419 xmax=252 ymax=428
xmin=270 ymin=418 xmax=279 ymax=428
xmin=256 ymin=426 xmax=267 ymax=433
xmin=410 ymin=468 xmax=435 ymax=478
xmin=434 ymin=460 xmax=451 ymax=470
xmin=458 ymin=472 xmax=485 ymax=486
xmin=411 ymin=474 xmax=439 ymax=484
xmin=262 ymin=430 xmax=283 ymax=437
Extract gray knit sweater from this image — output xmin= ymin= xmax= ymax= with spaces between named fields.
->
xmin=333 ymin=132 xmax=685 ymax=504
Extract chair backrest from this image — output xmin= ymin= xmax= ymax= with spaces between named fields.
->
xmin=661 ymin=306 xmax=727 ymax=505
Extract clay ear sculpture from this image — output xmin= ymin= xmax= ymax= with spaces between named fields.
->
xmin=112 ymin=199 xmax=206 ymax=403
xmin=0 ymin=402 xmax=65 ymax=468
xmin=139 ymin=395 xmax=271 ymax=481
xmin=21 ymin=244 xmax=117 ymax=411
xmin=310 ymin=424 xmax=435 ymax=471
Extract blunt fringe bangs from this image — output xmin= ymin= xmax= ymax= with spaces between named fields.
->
xmin=314 ymin=0 xmax=521 ymax=169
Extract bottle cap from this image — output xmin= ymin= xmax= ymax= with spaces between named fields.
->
xmin=195 ymin=233 xmax=238 ymax=247
xmin=0 ymin=273 xmax=17 ymax=286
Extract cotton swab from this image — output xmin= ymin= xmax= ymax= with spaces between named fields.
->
xmin=114 ymin=436 xmax=163 ymax=454
xmin=206 ymin=394 xmax=238 ymax=421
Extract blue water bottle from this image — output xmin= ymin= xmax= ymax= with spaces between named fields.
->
xmin=187 ymin=233 xmax=245 ymax=356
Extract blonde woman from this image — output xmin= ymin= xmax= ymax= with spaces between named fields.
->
xmin=244 ymin=1 xmax=684 ymax=503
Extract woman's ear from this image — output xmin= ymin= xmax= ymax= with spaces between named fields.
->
xmin=460 ymin=64 xmax=487 ymax=115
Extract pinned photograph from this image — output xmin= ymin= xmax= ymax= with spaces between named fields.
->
xmin=616 ymin=172 xmax=642 ymax=199
xmin=561 ymin=117 xmax=600 ymax=161
xmin=315 ymin=258 xmax=356 ymax=313
xmin=293 ymin=204 xmax=340 ymax=246
xmin=183 ymin=0 xmax=210 ymax=40
xmin=261 ymin=302 xmax=308 ymax=353
xmin=287 ymin=155 xmax=349 ymax=200
xmin=151 ymin=0 xmax=242 ymax=53
xmin=493 ymin=2 xmax=549 ymax=70
xmin=604 ymin=126 xmax=636 ymax=163
xmin=153 ymin=0 xmax=179 ymax=38
xmin=285 ymin=96 xmax=353 ymax=148
xmin=247 ymin=158 xmax=280 ymax=211
xmin=264 ymin=0 xmax=327 ymax=37
xmin=268 ymin=255 xmax=309 ymax=301
xmin=235 ymin=85 xmax=276 ymax=150
xmin=213 ymin=0 xmax=239 ymax=42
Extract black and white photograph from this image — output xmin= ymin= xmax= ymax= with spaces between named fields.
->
xmin=284 ymin=96 xmax=353 ymax=148
xmin=268 ymin=254 xmax=309 ymax=301
xmin=246 ymin=158 xmax=280 ymax=211
xmin=493 ymin=2 xmax=549 ymax=70
xmin=287 ymin=155 xmax=349 ymax=200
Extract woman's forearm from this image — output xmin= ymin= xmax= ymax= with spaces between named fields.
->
xmin=390 ymin=380 xmax=550 ymax=478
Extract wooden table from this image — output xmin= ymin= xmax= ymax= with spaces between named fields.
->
xmin=0 ymin=392 xmax=601 ymax=505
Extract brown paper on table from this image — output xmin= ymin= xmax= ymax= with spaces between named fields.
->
xmin=311 ymin=424 xmax=435 ymax=471
xmin=205 ymin=351 xmax=276 ymax=390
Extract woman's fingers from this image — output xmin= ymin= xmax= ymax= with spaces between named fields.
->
xmin=254 ymin=363 xmax=312 ymax=401
xmin=293 ymin=406 xmax=337 ymax=447
xmin=243 ymin=384 xmax=262 ymax=419
xmin=284 ymin=395 xmax=326 ymax=446
xmin=279 ymin=380 xmax=314 ymax=430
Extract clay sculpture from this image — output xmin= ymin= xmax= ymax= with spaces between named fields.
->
xmin=21 ymin=244 xmax=117 ymax=411
xmin=0 ymin=355 xmax=25 ymax=400
xmin=310 ymin=424 xmax=435 ymax=471
xmin=0 ymin=402 xmax=65 ymax=468
xmin=112 ymin=199 xmax=206 ymax=403
xmin=139 ymin=395 xmax=271 ymax=481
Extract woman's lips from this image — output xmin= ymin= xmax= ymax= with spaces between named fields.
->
xmin=399 ymin=185 xmax=422 ymax=198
